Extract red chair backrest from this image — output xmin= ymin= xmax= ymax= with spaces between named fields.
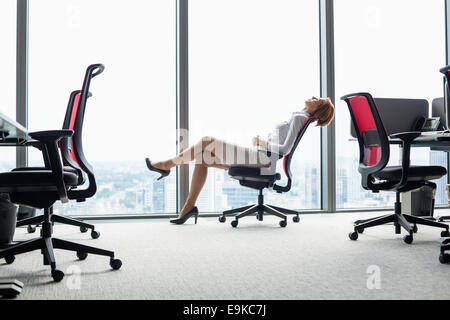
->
xmin=63 ymin=64 xmax=104 ymax=200
xmin=346 ymin=95 xmax=382 ymax=166
xmin=341 ymin=92 xmax=390 ymax=176
xmin=67 ymin=93 xmax=81 ymax=165
xmin=60 ymin=90 xmax=82 ymax=167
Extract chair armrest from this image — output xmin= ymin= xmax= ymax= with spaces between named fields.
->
xmin=29 ymin=130 xmax=73 ymax=142
xmin=28 ymin=130 xmax=73 ymax=203
xmin=388 ymin=132 xmax=421 ymax=190
xmin=23 ymin=139 xmax=44 ymax=148
xmin=20 ymin=140 xmax=51 ymax=169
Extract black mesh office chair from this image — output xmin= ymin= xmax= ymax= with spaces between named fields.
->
xmin=218 ymin=117 xmax=317 ymax=227
xmin=342 ymin=92 xmax=450 ymax=244
xmin=0 ymin=65 xmax=122 ymax=282
xmin=14 ymin=65 xmax=102 ymax=238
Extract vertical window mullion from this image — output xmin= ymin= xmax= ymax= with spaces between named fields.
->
xmin=319 ymin=0 xmax=336 ymax=212
xmin=16 ymin=0 xmax=28 ymax=168
xmin=176 ymin=0 xmax=190 ymax=212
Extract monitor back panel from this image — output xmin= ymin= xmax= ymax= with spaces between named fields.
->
xmin=350 ymin=98 xmax=429 ymax=137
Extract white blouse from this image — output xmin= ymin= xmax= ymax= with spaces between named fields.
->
xmin=263 ymin=111 xmax=310 ymax=156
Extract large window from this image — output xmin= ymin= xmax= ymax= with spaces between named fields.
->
xmin=15 ymin=1 xmax=450 ymax=216
xmin=29 ymin=0 xmax=176 ymax=215
xmin=0 ymin=1 xmax=17 ymax=171
xmin=188 ymin=0 xmax=321 ymax=213
xmin=334 ymin=0 xmax=447 ymax=209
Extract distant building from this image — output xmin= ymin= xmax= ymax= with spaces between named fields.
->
xmin=153 ymin=180 xmax=165 ymax=213
xmin=165 ymin=174 xmax=177 ymax=213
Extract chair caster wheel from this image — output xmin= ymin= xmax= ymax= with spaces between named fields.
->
xmin=80 ymin=226 xmax=88 ymax=233
xmin=5 ymin=256 xmax=15 ymax=264
xmin=91 ymin=230 xmax=100 ymax=239
xmin=439 ymin=253 xmax=450 ymax=264
xmin=218 ymin=216 xmax=226 ymax=223
xmin=77 ymin=251 xmax=88 ymax=260
xmin=349 ymin=231 xmax=358 ymax=241
xmin=413 ymin=225 xmax=418 ymax=233
xmin=279 ymin=220 xmax=287 ymax=227
xmin=293 ymin=216 xmax=300 ymax=223
xmin=357 ymin=228 xmax=364 ymax=234
xmin=403 ymin=234 xmax=413 ymax=244
xmin=51 ymin=269 xmax=65 ymax=282
xmin=27 ymin=225 xmax=36 ymax=233
xmin=231 ymin=220 xmax=238 ymax=228
xmin=110 ymin=258 xmax=122 ymax=270
xmin=348 ymin=231 xmax=358 ymax=241
xmin=441 ymin=230 xmax=450 ymax=237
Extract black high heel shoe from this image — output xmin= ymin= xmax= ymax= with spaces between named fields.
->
xmin=145 ymin=158 xmax=170 ymax=180
xmin=170 ymin=207 xmax=199 ymax=225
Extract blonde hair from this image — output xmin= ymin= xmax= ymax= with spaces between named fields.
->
xmin=310 ymin=98 xmax=335 ymax=127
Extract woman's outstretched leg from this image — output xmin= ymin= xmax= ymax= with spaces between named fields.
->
xmin=150 ymin=136 xmax=222 ymax=171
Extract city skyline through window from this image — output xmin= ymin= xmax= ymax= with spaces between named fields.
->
xmin=28 ymin=0 xmax=177 ymax=215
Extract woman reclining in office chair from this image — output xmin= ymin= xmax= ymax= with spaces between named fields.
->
xmin=146 ymin=97 xmax=335 ymax=224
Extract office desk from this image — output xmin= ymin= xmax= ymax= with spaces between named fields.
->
xmin=390 ymin=133 xmax=450 ymax=148
xmin=0 ymin=111 xmax=30 ymax=145
xmin=0 ymin=112 xmax=28 ymax=298
xmin=349 ymin=134 xmax=450 ymax=150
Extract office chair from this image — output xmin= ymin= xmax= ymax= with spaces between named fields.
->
xmin=436 ymin=65 xmax=450 ymax=223
xmin=14 ymin=65 xmax=103 ymax=238
xmin=0 ymin=66 xmax=122 ymax=282
xmin=342 ymin=92 xmax=450 ymax=244
xmin=218 ymin=117 xmax=317 ymax=227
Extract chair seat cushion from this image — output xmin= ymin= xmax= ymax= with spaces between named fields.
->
xmin=228 ymin=167 xmax=281 ymax=192
xmin=12 ymin=166 xmax=85 ymax=185
xmin=228 ymin=166 xmax=280 ymax=180
xmin=228 ymin=166 xmax=261 ymax=177
xmin=12 ymin=166 xmax=79 ymax=175
xmin=0 ymin=170 xmax=78 ymax=189
xmin=373 ymin=165 xmax=447 ymax=182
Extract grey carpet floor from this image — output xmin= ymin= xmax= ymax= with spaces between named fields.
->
xmin=2 ymin=211 xmax=450 ymax=300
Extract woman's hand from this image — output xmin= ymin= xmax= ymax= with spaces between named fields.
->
xmin=252 ymin=135 xmax=260 ymax=146
xmin=252 ymin=136 xmax=268 ymax=148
